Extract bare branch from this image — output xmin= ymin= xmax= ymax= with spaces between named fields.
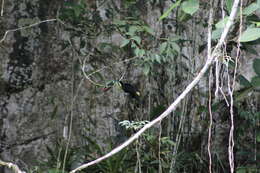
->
xmin=0 ymin=160 xmax=26 ymax=173
xmin=70 ymin=0 xmax=240 ymax=172
xmin=0 ymin=19 xmax=57 ymax=43
xmin=207 ymin=1 xmax=214 ymax=172
xmin=228 ymin=1 xmax=243 ymax=173
xmin=1 ymin=0 xmax=4 ymax=16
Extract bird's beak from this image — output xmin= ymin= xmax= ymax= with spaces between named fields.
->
xmin=102 ymin=87 xmax=112 ymax=92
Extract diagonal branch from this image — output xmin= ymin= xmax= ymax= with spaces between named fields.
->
xmin=0 ymin=160 xmax=26 ymax=173
xmin=70 ymin=0 xmax=240 ymax=172
xmin=0 ymin=19 xmax=57 ymax=43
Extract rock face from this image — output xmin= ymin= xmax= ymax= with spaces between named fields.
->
xmin=0 ymin=0 xmax=259 ymax=173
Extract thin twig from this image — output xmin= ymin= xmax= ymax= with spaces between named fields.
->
xmin=69 ymin=0 xmax=240 ymax=172
xmin=0 ymin=19 xmax=57 ymax=43
xmin=119 ymin=70 xmax=126 ymax=81
xmin=1 ymin=0 xmax=4 ymax=16
xmin=0 ymin=160 xmax=26 ymax=173
xmin=219 ymin=87 xmax=230 ymax=106
xmin=207 ymin=0 xmax=214 ymax=172
xmin=227 ymin=56 xmax=234 ymax=173
xmin=135 ymin=140 xmax=141 ymax=173
xmin=82 ymin=58 xmax=104 ymax=87
xmin=158 ymin=121 xmax=162 ymax=173
xmin=169 ymin=95 xmax=187 ymax=172
xmin=228 ymin=1 xmax=243 ymax=173
xmin=208 ymin=68 xmax=213 ymax=173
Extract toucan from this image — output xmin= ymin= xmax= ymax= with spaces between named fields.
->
xmin=102 ymin=80 xmax=140 ymax=99
xmin=119 ymin=81 xmax=140 ymax=99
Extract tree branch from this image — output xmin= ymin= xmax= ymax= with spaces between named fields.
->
xmin=70 ymin=0 xmax=240 ymax=172
xmin=0 ymin=160 xmax=26 ymax=173
xmin=0 ymin=19 xmax=57 ymax=43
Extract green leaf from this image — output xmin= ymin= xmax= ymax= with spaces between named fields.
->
xmin=113 ymin=19 xmax=126 ymax=26
xmin=236 ymin=168 xmax=246 ymax=173
xmin=238 ymin=75 xmax=252 ymax=87
xmin=251 ymin=21 xmax=260 ymax=27
xmin=155 ymin=54 xmax=161 ymax=64
xmin=257 ymin=133 xmax=260 ymax=142
xmin=160 ymin=42 xmax=168 ymax=53
xmin=171 ymin=42 xmax=180 ymax=54
xmin=143 ymin=26 xmax=154 ymax=35
xmin=131 ymin=36 xmax=141 ymax=44
xmin=212 ymin=28 xmax=223 ymax=40
xmin=226 ymin=0 xmax=233 ymax=14
xmin=120 ymin=39 xmax=130 ymax=48
xmin=243 ymin=3 xmax=259 ymax=16
xmin=143 ymin=63 xmax=150 ymax=76
xmin=134 ymin=48 xmax=145 ymax=57
xmin=181 ymin=0 xmax=199 ymax=15
xmin=73 ymin=4 xmax=84 ymax=17
xmin=253 ymin=58 xmax=260 ymax=76
xmin=234 ymin=87 xmax=254 ymax=102
xmin=51 ymin=105 xmax=59 ymax=120
xmin=128 ymin=26 xmax=138 ymax=36
xmin=215 ymin=17 xmax=229 ymax=28
xmin=251 ymin=76 xmax=260 ymax=87
xmin=239 ymin=28 xmax=260 ymax=42
xmin=159 ymin=0 xmax=181 ymax=20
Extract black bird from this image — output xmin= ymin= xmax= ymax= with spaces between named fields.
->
xmin=119 ymin=81 xmax=140 ymax=99
xmin=102 ymin=80 xmax=140 ymax=100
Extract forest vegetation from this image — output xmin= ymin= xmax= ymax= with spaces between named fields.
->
xmin=0 ymin=0 xmax=259 ymax=173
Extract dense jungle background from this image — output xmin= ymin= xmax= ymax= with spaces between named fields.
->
xmin=0 ymin=0 xmax=259 ymax=173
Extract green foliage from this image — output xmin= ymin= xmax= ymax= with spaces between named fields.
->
xmin=253 ymin=58 xmax=260 ymax=76
xmin=251 ymin=76 xmax=260 ymax=87
xmin=181 ymin=0 xmax=199 ymax=15
xmin=119 ymin=120 xmax=150 ymax=130
xmin=236 ymin=167 xmax=259 ymax=173
xmin=60 ymin=1 xmax=87 ymax=24
xmin=131 ymin=132 xmax=176 ymax=172
xmin=139 ymin=36 xmax=180 ymax=76
xmin=215 ymin=17 xmax=229 ymax=29
xmin=240 ymin=28 xmax=260 ymax=42
xmin=238 ymin=75 xmax=252 ymax=87
xmin=257 ymin=133 xmax=260 ymax=143
xmin=243 ymin=2 xmax=260 ymax=16
xmin=226 ymin=0 xmax=233 ymax=14
xmin=81 ymin=137 xmax=135 ymax=173
xmin=212 ymin=28 xmax=223 ymax=40
xmin=150 ymin=105 xmax=166 ymax=119
xmin=32 ymin=137 xmax=136 ymax=173
xmin=159 ymin=0 xmax=199 ymax=20
xmin=115 ymin=18 xmax=154 ymax=47
xmin=159 ymin=0 xmax=181 ymax=20
xmin=113 ymin=18 xmax=182 ymax=76
xmin=59 ymin=1 xmax=104 ymax=38
xmin=29 ymin=139 xmax=76 ymax=173
xmin=115 ymin=18 xmax=154 ymax=61
xmin=212 ymin=0 xmax=260 ymax=42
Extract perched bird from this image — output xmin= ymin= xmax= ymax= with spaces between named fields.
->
xmin=119 ymin=81 xmax=140 ymax=99
xmin=102 ymin=80 xmax=140 ymax=100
